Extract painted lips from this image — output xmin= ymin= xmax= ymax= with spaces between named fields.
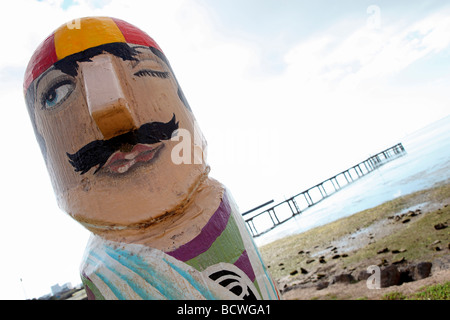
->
xmin=103 ymin=143 xmax=163 ymax=174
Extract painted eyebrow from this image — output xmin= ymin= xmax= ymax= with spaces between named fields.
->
xmin=133 ymin=45 xmax=153 ymax=52
xmin=131 ymin=57 xmax=160 ymax=67
xmin=131 ymin=48 xmax=161 ymax=66
xmin=35 ymin=67 xmax=57 ymax=94
xmin=34 ymin=67 xmax=74 ymax=105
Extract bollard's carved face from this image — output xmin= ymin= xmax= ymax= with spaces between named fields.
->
xmin=24 ymin=17 xmax=208 ymax=230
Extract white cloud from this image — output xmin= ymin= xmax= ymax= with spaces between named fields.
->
xmin=284 ymin=8 xmax=450 ymax=89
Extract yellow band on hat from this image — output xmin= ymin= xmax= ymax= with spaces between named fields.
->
xmin=54 ymin=17 xmax=126 ymax=60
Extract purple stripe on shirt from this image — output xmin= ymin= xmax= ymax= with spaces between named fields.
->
xmin=81 ymin=272 xmax=97 ymax=300
xmin=233 ymin=250 xmax=256 ymax=282
xmin=166 ymin=192 xmax=231 ymax=262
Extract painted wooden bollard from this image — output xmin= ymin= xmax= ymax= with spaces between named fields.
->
xmin=23 ymin=17 xmax=280 ymax=300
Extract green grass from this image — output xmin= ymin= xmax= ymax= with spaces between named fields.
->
xmin=382 ymin=282 xmax=450 ymax=300
xmin=413 ymin=281 xmax=450 ymax=300
xmin=344 ymin=204 xmax=449 ymax=266
xmin=382 ymin=291 xmax=408 ymax=300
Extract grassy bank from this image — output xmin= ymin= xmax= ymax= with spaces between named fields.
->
xmin=260 ymin=181 xmax=450 ymax=288
xmin=382 ymin=281 xmax=450 ymax=300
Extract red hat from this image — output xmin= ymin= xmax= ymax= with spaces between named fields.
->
xmin=24 ymin=16 xmax=162 ymax=93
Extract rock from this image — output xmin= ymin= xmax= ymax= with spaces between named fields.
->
xmin=357 ymin=270 xmax=370 ymax=281
xmin=392 ymin=248 xmax=407 ymax=254
xmin=298 ymin=250 xmax=304 ymax=254
xmin=316 ymin=281 xmax=329 ymax=290
xmin=434 ymin=223 xmax=447 ymax=230
xmin=342 ymin=254 xmax=348 ymax=258
xmin=432 ymin=256 xmax=450 ymax=272
xmin=415 ymin=262 xmax=432 ymax=280
xmin=431 ymin=240 xmax=441 ymax=246
xmin=290 ymin=270 xmax=298 ymax=276
xmin=380 ymin=265 xmax=401 ymax=288
xmin=332 ymin=273 xmax=354 ymax=284
xmin=300 ymin=268 xmax=308 ymax=274
xmin=402 ymin=218 xmax=411 ymax=223
xmin=319 ymin=256 xmax=326 ymax=264
xmin=434 ymin=246 xmax=441 ymax=251
xmin=377 ymin=247 xmax=389 ymax=254
xmin=407 ymin=211 xmax=417 ymax=217
xmin=316 ymin=274 xmax=326 ymax=279
xmin=398 ymin=266 xmax=415 ymax=283
xmin=278 ymin=263 xmax=284 ymax=266
xmin=392 ymin=257 xmax=406 ymax=265
xmin=306 ymin=259 xmax=315 ymax=264
xmin=332 ymin=254 xmax=341 ymax=259
xmin=399 ymin=262 xmax=432 ymax=283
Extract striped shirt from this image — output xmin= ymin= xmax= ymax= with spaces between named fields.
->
xmin=80 ymin=189 xmax=280 ymax=300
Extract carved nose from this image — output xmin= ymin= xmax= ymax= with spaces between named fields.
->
xmin=81 ymin=54 xmax=138 ymax=140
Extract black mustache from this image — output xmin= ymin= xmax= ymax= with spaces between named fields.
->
xmin=67 ymin=114 xmax=179 ymax=174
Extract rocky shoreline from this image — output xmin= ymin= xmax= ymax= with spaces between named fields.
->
xmin=280 ymin=255 xmax=449 ymax=296
xmin=261 ymin=184 xmax=450 ymax=300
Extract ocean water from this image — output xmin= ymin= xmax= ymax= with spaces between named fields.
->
xmin=254 ymin=115 xmax=450 ymax=246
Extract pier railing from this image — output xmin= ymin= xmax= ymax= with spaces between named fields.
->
xmin=243 ymin=143 xmax=406 ymax=237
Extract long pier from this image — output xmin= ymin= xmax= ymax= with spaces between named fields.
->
xmin=243 ymin=143 xmax=406 ymax=237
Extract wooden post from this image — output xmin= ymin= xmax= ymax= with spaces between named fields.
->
xmin=23 ymin=17 xmax=279 ymax=300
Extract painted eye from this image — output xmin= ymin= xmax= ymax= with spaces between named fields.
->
xmin=41 ymin=80 xmax=75 ymax=109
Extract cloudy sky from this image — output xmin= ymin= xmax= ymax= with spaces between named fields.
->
xmin=1 ymin=0 xmax=449 ymax=299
